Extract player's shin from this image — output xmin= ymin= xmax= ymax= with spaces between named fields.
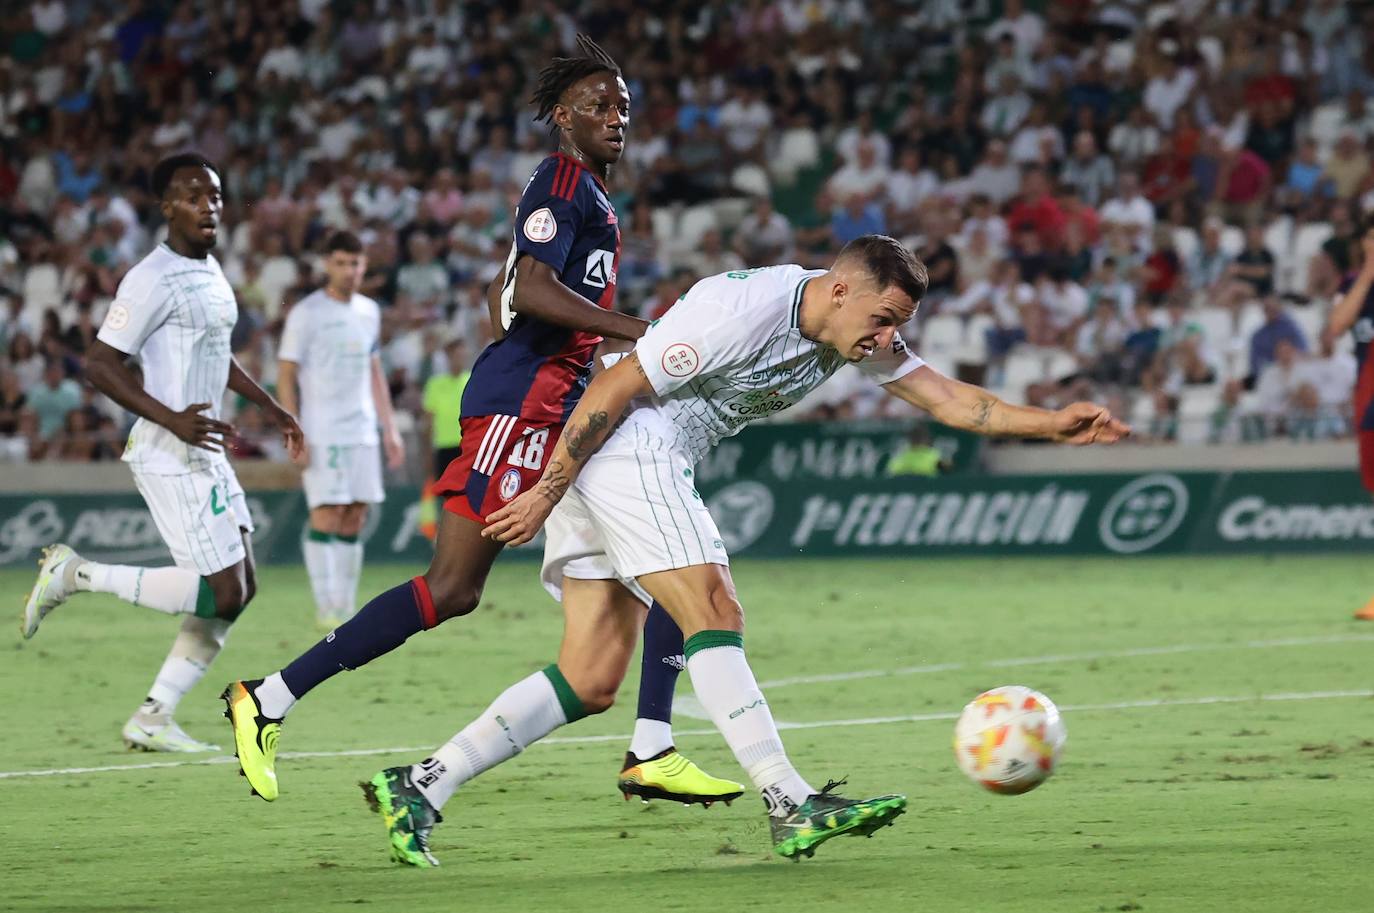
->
xmin=332 ymin=533 xmax=363 ymax=620
xmin=630 ymin=601 xmax=683 ymax=759
xmin=75 ymin=562 xmax=211 ymax=616
xmin=410 ymin=664 xmax=586 ymax=811
xmin=302 ymin=529 xmax=338 ymax=619
xmin=144 ymin=615 xmax=231 ymax=713
xmin=683 ymin=631 xmax=814 ymax=816
xmin=266 ymin=576 xmax=434 ymax=717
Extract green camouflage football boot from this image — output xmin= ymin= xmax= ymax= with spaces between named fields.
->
xmin=361 ymin=766 xmax=444 ymax=867
xmin=769 ymin=779 xmax=907 ymax=861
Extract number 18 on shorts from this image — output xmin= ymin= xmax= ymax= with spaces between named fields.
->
xmin=435 ymin=414 xmax=560 ymax=523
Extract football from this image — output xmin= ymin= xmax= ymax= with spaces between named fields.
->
xmin=953 ymin=685 xmax=1066 ymax=794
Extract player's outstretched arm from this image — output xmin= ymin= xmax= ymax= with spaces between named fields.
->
xmin=85 ymin=339 xmax=234 ymax=451
xmin=482 ymin=352 xmax=654 ymax=545
xmin=228 ymin=356 xmax=305 ymax=459
xmin=883 ymin=364 xmax=1130 ymax=445
xmin=509 ymin=257 xmax=649 ymax=340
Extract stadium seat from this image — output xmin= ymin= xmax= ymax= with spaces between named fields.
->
xmin=1002 ymin=350 xmax=1050 ymax=401
xmin=1193 ymin=307 xmax=1236 ymax=350
xmin=1177 ymin=385 xmax=1223 ymax=444
xmin=917 ymin=314 xmax=965 ymax=358
xmin=1289 ymin=304 xmax=1327 ymax=347
xmin=1045 ymin=348 xmax=1078 ymax=381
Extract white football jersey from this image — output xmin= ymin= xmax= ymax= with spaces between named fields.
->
xmin=278 ymin=289 xmax=381 ymax=447
xmin=626 ymin=264 xmax=923 ymax=463
xmin=98 ymin=243 xmax=237 ymax=474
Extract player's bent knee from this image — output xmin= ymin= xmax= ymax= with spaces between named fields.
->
xmin=426 ymin=576 xmax=481 ymax=622
xmin=211 ymin=579 xmax=248 ymax=620
xmin=703 ymin=586 xmax=745 ymax=633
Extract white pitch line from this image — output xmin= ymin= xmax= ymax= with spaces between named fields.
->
xmin=757 ymin=632 xmax=1374 ymax=690
xmin=1 ymin=688 xmax=1370 ymax=782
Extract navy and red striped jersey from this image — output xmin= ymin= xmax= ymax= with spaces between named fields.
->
xmin=461 ymin=152 xmax=621 ymax=424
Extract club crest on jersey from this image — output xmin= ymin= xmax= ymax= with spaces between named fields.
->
xmin=661 ymin=343 xmax=700 ymax=378
xmin=523 ymin=208 xmax=557 ymax=243
xmin=498 ymin=468 xmax=522 ymax=502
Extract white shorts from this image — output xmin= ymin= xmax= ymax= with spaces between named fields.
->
xmin=540 ymin=445 xmax=729 ymax=606
xmin=133 ymin=462 xmax=255 ymax=576
xmin=302 ymin=443 xmax=384 ymax=508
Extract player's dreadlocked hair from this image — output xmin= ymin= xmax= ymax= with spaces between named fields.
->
xmin=529 ymin=33 xmax=622 ymax=123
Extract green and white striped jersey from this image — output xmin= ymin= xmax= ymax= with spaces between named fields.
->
xmin=626 ymin=264 xmax=922 ymax=463
xmin=98 ymin=243 xmax=237 ymax=475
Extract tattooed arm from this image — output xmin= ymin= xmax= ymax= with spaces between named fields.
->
xmin=482 ymin=352 xmax=654 ymax=545
xmin=882 ymin=364 xmax=1130 ymax=444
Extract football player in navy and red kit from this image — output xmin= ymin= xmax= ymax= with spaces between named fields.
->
xmin=1324 ymin=218 xmax=1374 ymax=620
xmin=223 ymin=37 xmax=740 ymax=824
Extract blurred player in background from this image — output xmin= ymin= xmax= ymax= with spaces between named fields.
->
xmin=1322 ymin=216 xmax=1374 ymax=620
xmin=277 ymin=231 xmax=404 ymax=629
xmin=224 ymin=35 xmax=739 ymax=808
xmin=21 ymin=153 xmax=303 ymax=752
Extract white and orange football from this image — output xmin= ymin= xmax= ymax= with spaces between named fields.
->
xmin=953 ymin=685 xmax=1066 ymax=794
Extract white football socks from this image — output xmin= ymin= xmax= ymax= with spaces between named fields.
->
xmin=145 ymin=616 xmax=232 ymax=713
xmin=303 ymin=533 xmax=337 ymax=617
xmin=629 ymin=718 xmax=675 ymax=760
xmin=74 ymin=562 xmax=203 ymax=616
xmin=332 ymin=536 xmax=363 ymax=620
xmin=685 ymin=636 xmax=813 ymax=817
xmin=254 ymin=672 xmax=297 ymax=719
xmin=411 ymin=670 xmax=570 ymax=811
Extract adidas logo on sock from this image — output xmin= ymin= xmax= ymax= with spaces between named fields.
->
xmin=661 ymin=653 xmax=686 ymax=671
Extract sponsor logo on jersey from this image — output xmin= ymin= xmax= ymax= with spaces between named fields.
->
xmin=583 ymin=249 xmax=616 ymax=288
xmin=523 ymin=207 xmax=557 ymax=243
xmin=661 ymin=343 xmax=700 ymax=378
xmin=498 ymin=467 xmax=522 ymax=502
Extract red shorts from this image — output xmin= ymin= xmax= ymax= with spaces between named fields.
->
xmin=436 ymin=415 xmax=563 ymax=523
xmin=1357 ymin=357 xmax=1374 ymax=494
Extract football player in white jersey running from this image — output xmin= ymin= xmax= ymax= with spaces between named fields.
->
xmin=356 ymin=235 xmax=1128 ymax=865
xmin=20 ymin=153 xmax=304 ymax=754
xmin=278 ymin=231 xmax=404 ymax=629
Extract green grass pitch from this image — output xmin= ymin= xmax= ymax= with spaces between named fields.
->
xmin=3 ymin=555 xmax=1372 ymax=912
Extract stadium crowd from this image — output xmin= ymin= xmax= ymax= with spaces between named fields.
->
xmin=3 ymin=0 xmax=1374 ymax=466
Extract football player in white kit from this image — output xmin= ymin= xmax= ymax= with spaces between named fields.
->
xmin=358 ymin=235 xmax=1128 ymax=863
xmin=21 ymin=154 xmax=304 ymax=752
xmin=278 ymin=231 xmax=404 ymax=629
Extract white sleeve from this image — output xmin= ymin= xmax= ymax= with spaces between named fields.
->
xmin=633 ymin=287 xmax=755 ymax=397
xmin=857 ymin=332 xmax=924 ymax=385
xmin=278 ymin=305 xmax=306 ymax=363
xmin=96 ymin=270 xmax=170 ymax=356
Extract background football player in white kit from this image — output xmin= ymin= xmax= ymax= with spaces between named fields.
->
xmin=21 ymin=153 xmax=304 ymax=753
xmin=277 ymin=231 xmax=404 ymax=629
xmin=356 ymin=235 xmax=1129 ymax=864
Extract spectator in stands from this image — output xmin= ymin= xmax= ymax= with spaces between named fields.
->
xmin=1007 ymin=166 xmax=1067 ymax=252
xmin=734 ymin=196 xmax=794 ymax=265
xmin=1099 ymin=171 xmax=1155 ymax=252
xmin=1075 ymin=299 xmax=1130 ymax=383
xmin=397 ymin=232 xmax=450 ymax=314
xmin=1248 ymin=293 xmax=1309 ymax=379
xmin=980 ymin=73 xmax=1031 ymax=139
xmin=1230 ymin=223 xmax=1277 ymax=299
xmin=966 ymin=138 xmax=1021 ymax=207
xmin=1059 ymin=130 xmax=1116 ymax=208
xmin=7 ymin=332 xmax=43 ymax=390
xmin=1325 ymin=130 xmax=1372 ymax=200
xmin=25 ymin=358 xmax=80 ymax=442
xmin=684 ymin=229 xmax=745 ymax=278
